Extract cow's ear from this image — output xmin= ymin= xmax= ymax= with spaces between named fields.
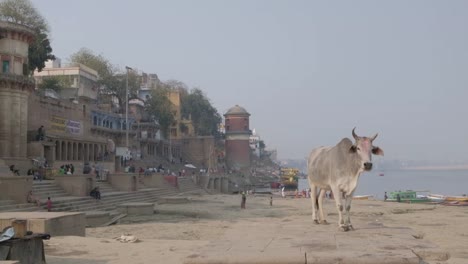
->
xmin=372 ymin=147 xmax=384 ymax=156
xmin=349 ymin=145 xmax=357 ymax=153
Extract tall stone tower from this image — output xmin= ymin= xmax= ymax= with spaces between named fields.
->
xmin=224 ymin=105 xmax=251 ymax=169
xmin=0 ymin=22 xmax=35 ymax=162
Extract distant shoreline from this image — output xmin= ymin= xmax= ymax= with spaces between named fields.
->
xmin=400 ymin=165 xmax=468 ymax=171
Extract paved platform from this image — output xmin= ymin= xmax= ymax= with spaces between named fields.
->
xmin=0 ymin=212 xmax=85 ymax=237
xmin=184 ymin=221 xmax=449 ymax=264
xmin=118 ymin=202 xmax=154 ymax=215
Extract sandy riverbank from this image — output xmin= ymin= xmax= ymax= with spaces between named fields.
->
xmin=44 ymin=194 xmax=468 ymax=264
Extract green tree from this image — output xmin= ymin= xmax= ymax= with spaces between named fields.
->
xmin=69 ymin=48 xmax=114 ymax=77
xmin=0 ymin=0 xmax=55 ymax=73
xmin=145 ymin=87 xmax=175 ymax=138
xmin=69 ymin=48 xmax=140 ymax=111
xmin=38 ymin=76 xmax=62 ymax=92
xmin=181 ymin=88 xmax=221 ymax=136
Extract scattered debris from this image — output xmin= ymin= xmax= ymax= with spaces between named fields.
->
xmin=114 ymin=234 xmax=139 ymax=243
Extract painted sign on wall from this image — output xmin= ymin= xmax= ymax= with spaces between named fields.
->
xmin=50 ymin=116 xmax=82 ymax=135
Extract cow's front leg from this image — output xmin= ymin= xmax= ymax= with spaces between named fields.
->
xmin=343 ymin=193 xmax=354 ymax=231
xmin=317 ymin=189 xmax=328 ymax=224
xmin=310 ymin=185 xmax=319 ymax=224
xmin=330 ymin=186 xmax=347 ymax=231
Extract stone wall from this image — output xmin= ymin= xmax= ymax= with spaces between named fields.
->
xmin=0 ymin=176 xmax=33 ymax=203
xmin=179 ymin=136 xmax=214 ymax=167
xmin=54 ymin=174 xmax=95 ymax=196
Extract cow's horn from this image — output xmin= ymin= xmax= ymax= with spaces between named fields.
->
xmin=370 ymin=133 xmax=378 ymax=142
xmin=352 ymin=127 xmax=359 ymax=140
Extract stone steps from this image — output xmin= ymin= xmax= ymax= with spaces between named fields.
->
xmin=178 ymin=178 xmax=207 ymax=194
xmin=0 ymin=177 xmax=190 ymax=213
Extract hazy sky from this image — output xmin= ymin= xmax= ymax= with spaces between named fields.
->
xmin=32 ymin=0 xmax=468 ymax=162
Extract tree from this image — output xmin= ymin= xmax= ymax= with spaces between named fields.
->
xmin=69 ymin=48 xmax=140 ymax=112
xmin=0 ymin=0 xmax=55 ymax=73
xmin=145 ymin=87 xmax=176 ymax=138
xmin=181 ymin=88 xmax=221 ymax=136
xmin=69 ymin=48 xmax=114 ymax=77
xmin=28 ymin=31 xmax=55 ymax=74
xmin=38 ymin=76 xmax=63 ymax=92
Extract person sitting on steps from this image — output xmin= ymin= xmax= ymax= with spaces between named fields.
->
xmin=90 ymin=186 xmax=101 ymax=200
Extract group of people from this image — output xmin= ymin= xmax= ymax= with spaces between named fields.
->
xmin=58 ymin=164 xmax=75 ymax=175
xmin=27 ymin=169 xmax=43 ymax=181
xmin=9 ymin=165 xmax=20 ymax=176
xmin=27 ymin=191 xmax=52 ymax=212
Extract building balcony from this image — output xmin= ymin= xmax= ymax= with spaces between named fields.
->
xmin=0 ymin=73 xmax=35 ymax=87
xmin=90 ymin=125 xmax=137 ymax=135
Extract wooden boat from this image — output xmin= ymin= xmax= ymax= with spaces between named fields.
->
xmin=353 ymin=195 xmax=373 ymax=200
xmin=441 ymin=201 xmax=468 ymax=206
xmin=386 ymin=190 xmax=431 ymax=203
xmin=445 ymin=196 xmax=468 ymax=202
xmin=427 ymin=194 xmax=446 ymax=202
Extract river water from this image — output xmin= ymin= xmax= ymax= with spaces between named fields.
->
xmin=355 ymin=169 xmax=468 ymax=199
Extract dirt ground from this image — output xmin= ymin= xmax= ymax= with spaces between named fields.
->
xmin=45 ymin=193 xmax=468 ymax=264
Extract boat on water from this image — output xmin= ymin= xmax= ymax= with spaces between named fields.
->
xmin=386 ymin=190 xmax=431 ymax=203
xmin=353 ymin=195 xmax=374 ymax=200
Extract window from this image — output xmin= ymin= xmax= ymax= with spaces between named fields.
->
xmin=2 ymin=61 xmax=9 ymax=73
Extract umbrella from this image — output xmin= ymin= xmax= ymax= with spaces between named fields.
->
xmin=184 ymin=164 xmax=196 ymax=169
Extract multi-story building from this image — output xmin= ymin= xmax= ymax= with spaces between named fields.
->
xmin=33 ymin=58 xmax=99 ymax=101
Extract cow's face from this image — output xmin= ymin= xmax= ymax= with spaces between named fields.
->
xmin=349 ymin=128 xmax=384 ymax=171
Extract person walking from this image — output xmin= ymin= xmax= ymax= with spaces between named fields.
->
xmin=241 ymin=192 xmax=247 ymax=209
xmin=270 ymin=196 xmax=273 ymax=206
xmin=46 ymin=197 xmax=52 ymax=212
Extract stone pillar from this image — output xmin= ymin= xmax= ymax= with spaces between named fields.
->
xmin=64 ymin=141 xmax=68 ymax=161
xmin=57 ymin=141 xmax=62 ymax=161
xmin=19 ymin=92 xmax=28 ymax=157
xmin=0 ymin=90 xmax=11 ymax=157
xmin=85 ymin=143 xmax=89 ymax=162
xmin=9 ymin=92 xmax=21 ymax=157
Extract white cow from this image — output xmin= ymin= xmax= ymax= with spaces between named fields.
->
xmin=307 ymin=128 xmax=384 ymax=231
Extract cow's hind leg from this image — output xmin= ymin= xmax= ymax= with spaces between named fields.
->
xmin=330 ymin=185 xmax=348 ymax=231
xmin=317 ymin=189 xmax=328 ymax=224
xmin=310 ymin=185 xmax=319 ymax=224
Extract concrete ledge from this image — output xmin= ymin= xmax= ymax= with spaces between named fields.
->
xmin=118 ymin=202 xmax=154 ymax=215
xmin=85 ymin=211 xmax=111 ymax=227
xmin=0 ymin=212 xmax=85 ymax=237
xmin=55 ymin=174 xmax=95 ymax=196
xmin=158 ymin=197 xmax=190 ymax=204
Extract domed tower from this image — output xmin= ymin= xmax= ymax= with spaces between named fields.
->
xmin=0 ymin=22 xmax=35 ymax=160
xmin=224 ymin=105 xmax=251 ymax=168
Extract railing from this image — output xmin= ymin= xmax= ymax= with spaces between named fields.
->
xmin=0 ymin=73 xmax=35 ymax=86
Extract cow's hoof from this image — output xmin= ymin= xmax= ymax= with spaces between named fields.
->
xmin=313 ymin=219 xmax=320 ymax=225
xmin=348 ymin=224 xmax=355 ymax=231
xmin=339 ymin=225 xmax=349 ymax=232
xmin=321 ymin=220 xmax=329 ymax=225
